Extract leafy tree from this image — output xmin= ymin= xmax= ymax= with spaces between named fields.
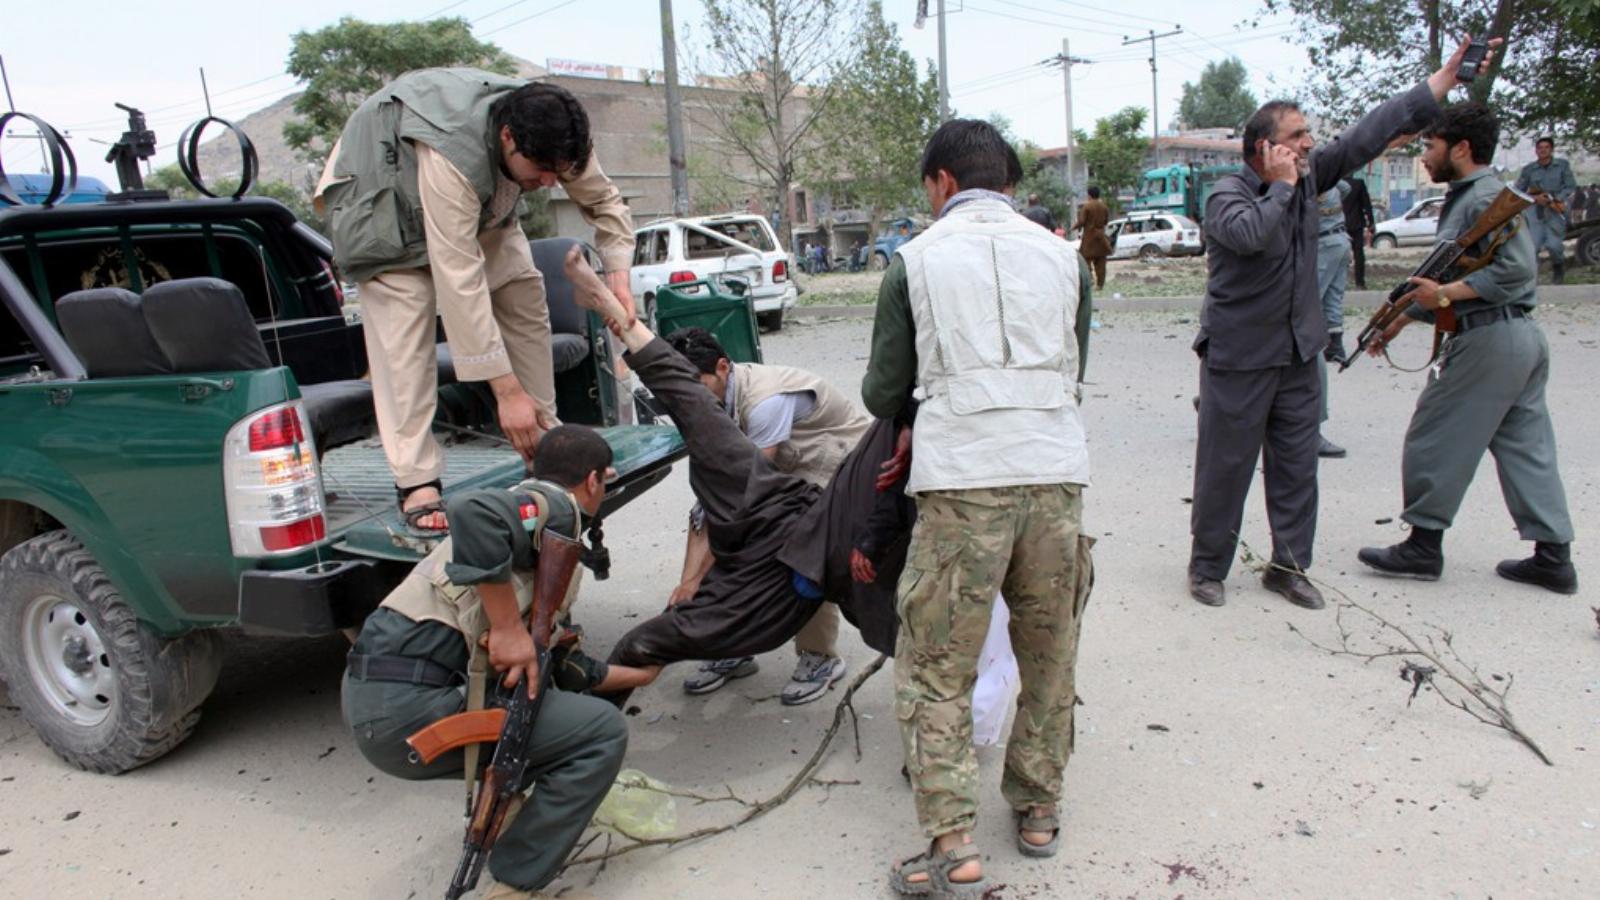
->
xmin=283 ymin=17 xmax=514 ymax=168
xmin=1075 ymin=107 xmax=1151 ymax=211
xmin=1016 ymin=144 xmax=1074 ymax=227
xmin=1176 ymin=57 xmax=1259 ymax=130
xmin=805 ymin=2 xmax=940 ymax=242
xmin=146 ymin=164 xmax=322 ymax=228
xmin=1259 ymin=0 xmax=1600 ymax=151
xmin=689 ymin=0 xmax=866 ymax=249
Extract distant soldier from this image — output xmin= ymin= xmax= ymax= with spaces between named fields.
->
xmin=1342 ymin=176 xmax=1376 ymax=289
xmin=1514 ymin=136 xmax=1576 ymax=284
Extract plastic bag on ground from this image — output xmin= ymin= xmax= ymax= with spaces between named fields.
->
xmin=591 ymin=769 xmax=679 ymax=839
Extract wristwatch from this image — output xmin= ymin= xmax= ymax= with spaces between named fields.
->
xmin=1436 ymin=290 xmax=1451 ymax=309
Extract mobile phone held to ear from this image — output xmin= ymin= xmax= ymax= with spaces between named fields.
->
xmin=1457 ymin=40 xmax=1489 ymax=82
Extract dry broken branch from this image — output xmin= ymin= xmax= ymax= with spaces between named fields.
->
xmin=561 ymin=653 xmax=889 ymax=872
xmin=1240 ymin=544 xmax=1554 ymax=766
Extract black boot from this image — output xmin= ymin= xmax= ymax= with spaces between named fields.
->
xmin=1552 ymin=261 xmax=1565 ymax=285
xmin=1323 ymin=330 xmax=1347 ymax=365
xmin=1358 ymin=527 xmax=1444 ymax=580
xmin=1495 ymin=542 xmax=1578 ymax=595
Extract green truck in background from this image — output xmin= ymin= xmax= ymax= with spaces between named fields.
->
xmin=0 ymin=190 xmax=684 ymax=774
xmin=1126 ymin=162 xmax=1237 ymax=225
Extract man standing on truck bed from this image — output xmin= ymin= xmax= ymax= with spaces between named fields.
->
xmin=316 ymin=69 xmax=638 ymax=534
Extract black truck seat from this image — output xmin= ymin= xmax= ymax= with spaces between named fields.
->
xmin=55 ymin=287 xmax=175 ymax=378
xmin=143 ymin=278 xmax=376 ymax=452
xmin=432 ymin=236 xmax=592 ymax=387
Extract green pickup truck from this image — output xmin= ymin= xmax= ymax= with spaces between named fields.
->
xmin=0 ymin=195 xmax=684 ymax=774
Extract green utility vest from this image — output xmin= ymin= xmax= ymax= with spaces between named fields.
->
xmin=324 ymin=67 xmax=527 ymax=283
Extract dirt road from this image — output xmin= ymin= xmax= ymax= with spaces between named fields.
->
xmin=3 ymin=308 xmax=1597 ymax=899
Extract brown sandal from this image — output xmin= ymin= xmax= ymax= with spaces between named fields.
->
xmin=397 ymin=479 xmax=449 ymax=535
xmin=889 ymin=840 xmax=987 ymax=899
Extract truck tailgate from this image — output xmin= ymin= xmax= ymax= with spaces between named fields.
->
xmin=326 ymin=424 xmax=684 ymax=563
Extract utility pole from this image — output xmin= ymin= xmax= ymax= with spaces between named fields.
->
xmin=915 ymin=1 xmax=950 ymax=122
xmin=1053 ymin=40 xmax=1091 ymax=194
xmin=1121 ymin=27 xmax=1181 ymax=167
xmin=937 ymin=0 xmax=949 ymax=122
xmin=659 ymin=0 xmax=690 ymax=217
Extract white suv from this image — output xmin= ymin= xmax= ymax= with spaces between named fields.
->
xmin=629 ymin=214 xmax=798 ymax=330
xmin=1106 ymin=212 xmax=1205 ymax=260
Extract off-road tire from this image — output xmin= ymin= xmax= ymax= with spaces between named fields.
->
xmin=1575 ymin=231 xmax=1600 ymax=268
xmin=758 ymin=308 xmax=785 ymax=332
xmin=0 ymin=531 xmax=223 ymax=774
xmin=1371 ymin=233 xmax=1398 ymax=249
xmin=871 ymin=252 xmax=889 ymax=271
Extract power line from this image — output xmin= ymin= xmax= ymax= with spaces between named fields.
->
xmin=476 ymin=0 xmax=585 ymax=37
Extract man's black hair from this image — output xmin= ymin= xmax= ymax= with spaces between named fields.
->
xmin=532 ymin=424 xmax=613 ymax=487
xmin=1004 ymin=141 xmax=1023 ymax=190
xmin=1026 ymin=192 xmax=1041 ymax=205
xmin=920 ymin=119 xmax=1010 ymax=191
xmin=1241 ymin=100 xmax=1302 ymax=162
xmin=1535 ymin=135 xmax=1554 ymax=149
xmin=1421 ymin=102 xmax=1500 ymax=165
xmin=1087 ymin=185 xmax=1101 ymax=199
xmin=665 ymin=326 xmax=729 ymax=375
xmin=490 ymin=82 xmax=593 ymax=175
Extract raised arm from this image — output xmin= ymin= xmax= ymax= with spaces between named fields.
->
xmin=1312 ymin=35 xmax=1499 ymax=193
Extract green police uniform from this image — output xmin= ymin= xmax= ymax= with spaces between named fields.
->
xmin=1514 ymin=156 xmax=1577 ymax=282
xmin=1397 ymin=168 xmax=1574 ymax=544
xmin=340 ymin=480 xmax=626 ymax=894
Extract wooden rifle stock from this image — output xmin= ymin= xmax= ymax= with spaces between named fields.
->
xmin=439 ymin=524 xmax=587 ymax=900
xmin=1342 ymin=185 xmax=1533 ymax=371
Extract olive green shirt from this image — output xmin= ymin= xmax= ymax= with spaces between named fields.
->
xmin=861 ymin=254 xmax=1095 ymax=419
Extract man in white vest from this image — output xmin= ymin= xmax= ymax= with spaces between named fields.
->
xmin=863 ymin=120 xmax=1094 ymax=897
xmin=661 ymin=327 xmax=870 ymax=704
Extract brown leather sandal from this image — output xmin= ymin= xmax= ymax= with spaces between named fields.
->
xmin=397 ymin=479 xmax=449 ymax=535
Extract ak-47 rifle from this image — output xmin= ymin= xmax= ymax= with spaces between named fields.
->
xmin=1342 ymin=184 xmax=1535 ymax=371
xmin=405 ymin=529 xmax=585 ymax=900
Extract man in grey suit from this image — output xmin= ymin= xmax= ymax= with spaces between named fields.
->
xmin=1187 ymin=36 xmax=1499 ymax=610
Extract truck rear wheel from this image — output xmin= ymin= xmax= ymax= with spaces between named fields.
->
xmin=0 ymin=531 xmax=223 ymax=774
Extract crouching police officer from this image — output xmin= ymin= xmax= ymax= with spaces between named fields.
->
xmin=341 ymin=425 xmax=659 ymax=899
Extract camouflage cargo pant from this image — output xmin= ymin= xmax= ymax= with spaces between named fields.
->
xmin=895 ymin=483 xmax=1093 ymax=838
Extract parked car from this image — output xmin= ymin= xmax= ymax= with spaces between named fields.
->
xmin=1105 ymin=212 xmax=1205 ymax=260
xmin=630 ymin=214 xmax=796 ymax=331
xmin=1372 ymin=196 xmax=1445 ymax=248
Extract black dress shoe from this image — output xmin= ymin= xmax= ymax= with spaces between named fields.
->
xmin=1357 ymin=541 xmax=1444 ymax=580
xmin=1262 ymin=567 xmax=1325 ymax=609
xmin=1496 ymin=542 xmax=1579 ymax=595
xmin=1318 ymin=437 xmax=1347 ymax=458
xmin=1188 ymin=574 xmax=1225 ymax=607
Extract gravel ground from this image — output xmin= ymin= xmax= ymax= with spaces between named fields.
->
xmin=3 ymin=306 xmax=1598 ymax=899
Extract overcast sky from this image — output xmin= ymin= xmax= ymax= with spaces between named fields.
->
xmin=2 ymin=0 xmax=1310 ymax=185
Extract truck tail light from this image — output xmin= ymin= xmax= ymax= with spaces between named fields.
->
xmin=772 ymin=260 xmax=788 ymax=283
xmin=223 ymin=401 xmax=327 ymax=557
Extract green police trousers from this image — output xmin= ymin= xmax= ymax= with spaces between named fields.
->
xmin=341 ymin=609 xmax=627 ymax=892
